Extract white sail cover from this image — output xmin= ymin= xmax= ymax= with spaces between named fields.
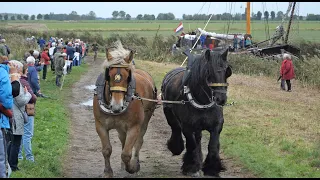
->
xmin=196 ymin=28 xmax=244 ymax=40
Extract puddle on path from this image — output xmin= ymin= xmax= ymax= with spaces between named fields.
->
xmin=81 ymin=99 xmax=93 ymax=106
xmin=84 ymin=85 xmax=96 ymax=91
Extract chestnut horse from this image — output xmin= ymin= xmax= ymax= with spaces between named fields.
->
xmin=93 ymin=41 xmax=157 ymax=177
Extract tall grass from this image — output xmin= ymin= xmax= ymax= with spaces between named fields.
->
xmin=228 ymin=53 xmax=320 ymax=89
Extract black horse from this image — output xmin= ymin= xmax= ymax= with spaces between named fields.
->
xmin=161 ymin=48 xmax=232 ymax=177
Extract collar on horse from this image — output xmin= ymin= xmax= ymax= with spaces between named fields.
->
xmin=94 ymin=64 xmax=136 ymax=115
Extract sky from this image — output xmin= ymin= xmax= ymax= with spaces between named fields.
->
xmin=0 ymin=2 xmax=317 ymax=19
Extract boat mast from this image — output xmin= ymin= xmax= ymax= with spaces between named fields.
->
xmin=246 ymin=2 xmax=251 ymax=35
xmin=284 ymin=2 xmax=296 ymax=44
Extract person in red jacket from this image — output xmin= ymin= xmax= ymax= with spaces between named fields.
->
xmin=41 ymin=47 xmax=50 ymax=81
xmin=280 ymin=53 xmax=295 ymax=92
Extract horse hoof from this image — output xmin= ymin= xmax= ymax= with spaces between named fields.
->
xmin=183 ymin=171 xmax=203 ymax=177
xmin=103 ymin=173 xmax=113 ymax=178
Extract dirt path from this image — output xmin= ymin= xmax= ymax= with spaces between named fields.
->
xmin=62 ymin=56 xmax=255 ymax=178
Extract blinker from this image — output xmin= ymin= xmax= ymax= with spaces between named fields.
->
xmin=114 ymin=74 xmax=122 ymax=83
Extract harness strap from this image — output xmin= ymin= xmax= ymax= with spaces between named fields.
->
xmin=207 ymin=83 xmax=229 ymax=87
xmin=110 ymin=86 xmax=127 ymax=92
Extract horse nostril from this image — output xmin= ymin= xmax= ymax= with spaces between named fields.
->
xmin=121 ymin=106 xmax=124 ymax=110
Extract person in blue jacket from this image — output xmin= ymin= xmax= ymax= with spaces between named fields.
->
xmin=0 ymin=58 xmax=20 ymax=178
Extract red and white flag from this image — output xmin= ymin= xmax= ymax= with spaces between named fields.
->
xmin=174 ymin=22 xmax=184 ymax=33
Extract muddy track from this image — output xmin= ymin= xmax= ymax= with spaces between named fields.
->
xmin=62 ymin=56 xmax=255 ymax=178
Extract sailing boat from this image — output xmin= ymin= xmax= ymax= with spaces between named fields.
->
xmin=174 ymin=2 xmax=301 ymax=58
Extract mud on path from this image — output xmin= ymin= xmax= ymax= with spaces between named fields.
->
xmin=62 ymin=56 xmax=255 ymax=178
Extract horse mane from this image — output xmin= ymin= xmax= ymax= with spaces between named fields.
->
xmin=188 ymin=50 xmax=221 ymax=91
xmin=102 ymin=40 xmax=134 ymax=72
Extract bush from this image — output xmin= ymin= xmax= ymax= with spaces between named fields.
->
xmin=228 ymin=53 xmax=320 ymax=89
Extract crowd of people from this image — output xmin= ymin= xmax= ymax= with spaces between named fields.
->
xmin=0 ymin=35 xmax=99 ymax=177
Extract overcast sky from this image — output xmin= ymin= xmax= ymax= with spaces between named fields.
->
xmin=0 ymin=2 xmax=316 ymax=18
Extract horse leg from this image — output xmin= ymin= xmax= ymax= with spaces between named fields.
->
xmin=130 ymin=121 xmax=148 ymax=174
xmin=121 ymin=125 xmax=141 ymax=174
xmin=181 ymin=128 xmax=202 ymax=177
xmin=195 ymin=131 xmax=203 ymax=164
xmin=95 ymin=122 xmax=113 ymax=178
xmin=202 ymin=121 xmax=225 ymax=177
xmin=163 ymin=107 xmax=184 ymax=155
xmin=116 ymin=129 xmax=126 ymax=170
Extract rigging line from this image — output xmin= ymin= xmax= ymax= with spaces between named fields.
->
xmin=204 ymin=2 xmax=211 ymax=24
xmin=265 ymin=2 xmax=271 ymax=40
xmin=224 ymin=2 xmax=228 ymax=34
xmin=297 ymin=2 xmax=300 ymax=36
xmin=196 ymin=2 xmax=207 ymax=27
xmin=180 ymin=13 xmax=214 ymax=67
xmin=226 ymin=2 xmax=233 ymax=35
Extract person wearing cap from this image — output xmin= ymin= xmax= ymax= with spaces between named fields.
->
xmin=54 ymin=45 xmax=66 ymax=87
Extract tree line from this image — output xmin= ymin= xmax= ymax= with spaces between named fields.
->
xmin=111 ymin=11 xmax=175 ymax=20
xmin=0 ymin=10 xmax=319 ymax=21
xmin=183 ymin=10 xmax=305 ymax=21
xmin=0 ymin=11 xmax=96 ymax=21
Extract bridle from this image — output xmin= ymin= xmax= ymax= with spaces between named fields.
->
xmin=106 ymin=64 xmax=131 ymax=93
xmin=98 ymin=63 xmax=135 ymax=115
xmin=184 ymin=64 xmax=230 ymax=109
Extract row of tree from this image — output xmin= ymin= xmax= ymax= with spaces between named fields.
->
xmin=111 ymin=11 xmax=175 ymax=20
xmin=0 ymin=11 xmax=96 ymax=21
xmin=182 ymin=10 xmax=305 ymax=21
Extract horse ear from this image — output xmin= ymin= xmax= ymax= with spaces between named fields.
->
xmin=220 ymin=48 xmax=228 ymax=60
xmin=226 ymin=65 xmax=232 ymax=78
xmin=204 ymin=49 xmax=211 ymax=61
xmin=124 ymin=50 xmax=134 ymax=64
xmin=106 ymin=47 xmax=113 ymax=61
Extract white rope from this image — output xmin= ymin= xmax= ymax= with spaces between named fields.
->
xmin=180 ymin=13 xmax=214 ymax=67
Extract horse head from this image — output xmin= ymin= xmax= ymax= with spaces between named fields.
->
xmin=189 ymin=48 xmax=232 ymax=106
xmin=103 ymin=40 xmax=134 ymax=113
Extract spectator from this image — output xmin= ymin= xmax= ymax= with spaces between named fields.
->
xmin=26 ymin=56 xmax=45 ymax=98
xmin=92 ymin=41 xmax=99 ymax=61
xmin=7 ymin=60 xmax=31 ymax=172
xmin=0 ymin=57 xmax=14 ymax=177
xmin=0 ymin=39 xmax=8 ymax=58
xmin=280 ymin=53 xmax=295 ymax=92
xmin=85 ymin=41 xmax=89 ymax=56
xmin=54 ymin=45 xmax=66 ymax=87
xmin=245 ymin=37 xmax=252 ymax=48
xmin=75 ymin=43 xmax=81 ymax=66
xmin=39 ymin=37 xmax=46 ymax=51
xmin=30 ymin=50 xmax=44 ymax=72
xmin=18 ymin=63 xmax=37 ymax=162
xmin=49 ymin=42 xmax=56 ymax=73
xmin=233 ymin=35 xmax=238 ymax=51
xmin=66 ymin=42 xmax=75 ymax=74
xmin=41 ymin=48 xmax=50 ymax=81
xmin=0 ymin=39 xmax=11 ymax=58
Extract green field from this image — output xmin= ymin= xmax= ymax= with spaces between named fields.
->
xmin=1 ymin=20 xmax=320 ymax=42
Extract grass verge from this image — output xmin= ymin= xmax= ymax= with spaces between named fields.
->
xmin=135 ymin=59 xmax=320 ymax=178
xmin=10 ymin=61 xmax=88 ymax=178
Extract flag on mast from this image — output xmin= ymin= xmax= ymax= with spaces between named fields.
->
xmin=174 ymin=22 xmax=184 ymax=34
